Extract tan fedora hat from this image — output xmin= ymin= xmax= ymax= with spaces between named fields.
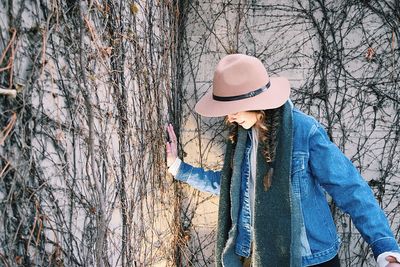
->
xmin=195 ymin=54 xmax=290 ymax=117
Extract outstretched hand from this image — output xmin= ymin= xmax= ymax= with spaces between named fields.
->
xmin=166 ymin=124 xmax=178 ymax=167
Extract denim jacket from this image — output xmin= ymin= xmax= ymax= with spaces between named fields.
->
xmin=173 ymin=108 xmax=400 ymax=266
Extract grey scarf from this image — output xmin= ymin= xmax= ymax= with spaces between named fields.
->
xmin=215 ymin=101 xmax=302 ymax=267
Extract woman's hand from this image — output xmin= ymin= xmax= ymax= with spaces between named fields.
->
xmin=386 ymin=256 xmax=400 ymax=267
xmin=166 ymin=123 xmax=178 ymax=167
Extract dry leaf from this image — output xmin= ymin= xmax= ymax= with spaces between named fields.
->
xmin=130 ymin=3 xmax=139 ymax=15
xmin=365 ymin=47 xmax=375 ymax=61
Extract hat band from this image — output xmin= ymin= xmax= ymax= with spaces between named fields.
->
xmin=213 ymin=81 xmax=271 ymax=102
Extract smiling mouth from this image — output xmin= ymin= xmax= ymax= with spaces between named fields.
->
xmin=238 ymin=121 xmax=245 ymax=125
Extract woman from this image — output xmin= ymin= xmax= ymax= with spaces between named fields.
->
xmin=166 ymin=54 xmax=400 ymax=267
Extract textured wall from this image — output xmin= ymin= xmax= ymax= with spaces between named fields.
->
xmin=0 ymin=0 xmax=182 ymax=266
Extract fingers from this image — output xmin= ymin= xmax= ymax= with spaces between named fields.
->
xmin=166 ymin=124 xmax=178 ymax=159
xmin=166 ymin=134 xmax=178 ymax=167
xmin=166 ymin=142 xmax=171 ymax=154
xmin=167 ymin=123 xmax=177 ymax=143
xmin=166 ymin=124 xmax=172 ymax=140
xmin=386 ymin=256 xmax=400 ymax=263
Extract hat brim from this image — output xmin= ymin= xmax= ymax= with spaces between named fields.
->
xmin=194 ymin=77 xmax=290 ymax=117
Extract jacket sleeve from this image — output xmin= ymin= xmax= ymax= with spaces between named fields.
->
xmin=308 ymin=122 xmax=400 ymax=258
xmin=174 ymin=160 xmax=221 ymax=195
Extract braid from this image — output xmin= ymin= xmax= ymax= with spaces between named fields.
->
xmin=225 ymin=107 xmax=282 ymax=190
xmin=262 ymin=108 xmax=282 ymax=163
xmin=226 ymin=118 xmax=238 ymax=168
xmin=226 ymin=118 xmax=238 ymax=144
xmin=261 ymin=107 xmax=282 ymax=190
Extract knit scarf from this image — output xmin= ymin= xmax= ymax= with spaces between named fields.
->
xmin=215 ymin=101 xmax=302 ymax=267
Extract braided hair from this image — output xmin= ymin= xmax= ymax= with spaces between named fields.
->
xmin=226 ymin=106 xmax=283 ymax=190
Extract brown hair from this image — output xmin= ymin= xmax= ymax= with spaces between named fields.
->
xmin=225 ymin=106 xmax=283 ymax=190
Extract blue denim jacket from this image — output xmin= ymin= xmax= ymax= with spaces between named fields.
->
xmin=174 ymin=108 xmax=400 ymax=266
xmin=236 ymin=130 xmax=253 ymax=257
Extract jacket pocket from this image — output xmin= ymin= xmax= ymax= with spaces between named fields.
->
xmin=291 ymin=152 xmax=309 ymax=197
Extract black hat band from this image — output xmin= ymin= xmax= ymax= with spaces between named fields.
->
xmin=212 ymin=81 xmax=271 ymax=102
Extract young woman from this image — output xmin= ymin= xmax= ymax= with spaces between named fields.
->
xmin=166 ymin=54 xmax=400 ymax=267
